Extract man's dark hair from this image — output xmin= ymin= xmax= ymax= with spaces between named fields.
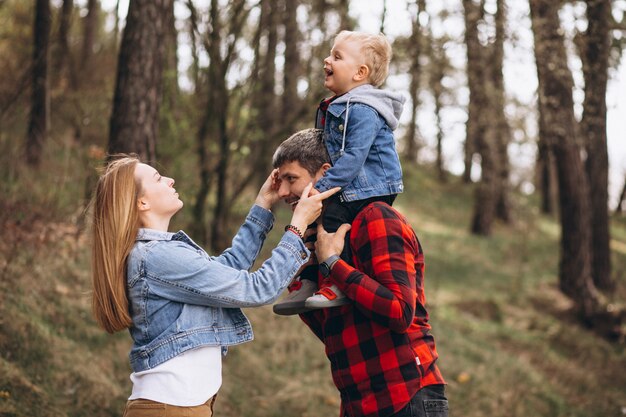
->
xmin=272 ymin=128 xmax=331 ymax=176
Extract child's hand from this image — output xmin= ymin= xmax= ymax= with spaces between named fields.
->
xmin=309 ymin=187 xmax=321 ymax=197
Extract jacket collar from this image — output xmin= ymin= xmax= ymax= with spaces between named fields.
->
xmin=136 ymin=228 xmax=176 ymax=241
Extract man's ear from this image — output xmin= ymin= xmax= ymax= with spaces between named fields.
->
xmin=353 ymin=64 xmax=370 ymax=82
xmin=321 ymin=162 xmax=332 ymax=175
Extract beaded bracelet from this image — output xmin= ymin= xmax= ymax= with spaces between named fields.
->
xmin=284 ymin=224 xmax=304 ymax=239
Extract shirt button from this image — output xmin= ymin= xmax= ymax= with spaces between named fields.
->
xmin=300 ymin=252 xmax=307 ymax=259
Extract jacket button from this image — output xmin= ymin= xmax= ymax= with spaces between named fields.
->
xmin=338 ymin=124 xmax=344 ymax=131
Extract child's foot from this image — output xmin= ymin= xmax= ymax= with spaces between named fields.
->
xmin=305 ymin=283 xmax=349 ymax=309
xmin=273 ymin=279 xmax=318 ymax=316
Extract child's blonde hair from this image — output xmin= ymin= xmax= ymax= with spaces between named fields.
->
xmin=335 ymin=30 xmax=392 ymax=87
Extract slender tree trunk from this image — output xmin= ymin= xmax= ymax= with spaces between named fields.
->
xmin=281 ymin=0 xmax=300 ymax=132
xmin=529 ymin=0 xmax=603 ymax=321
xmin=431 ymin=38 xmax=448 ymax=182
xmin=162 ymin=0 xmax=179 ymax=108
xmin=580 ymin=0 xmax=613 ymax=291
xmin=403 ymin=0 xmax=424 ymax=163
xmin=108 ymin=0 xmax=173 ymax=163
xmin=26 ymin=0 xmax=51 ymax=167
xmin=616 ymin=176 xmax=626 ymax=214
xmin=380 ymin=0 xmax=387 ymax=34
xmin=492 ymin=0 xmax=512 ymax=223
xmin=537 ymin=136 xmax=555 ymax=215
xmin=250 ymin=0 xmax=279 ymax=189
xmin=186 ymin=0 xmax=200 ymax=93
xmin=464 ymin=0 xmax=500 ymax=235
xmin=81 ymin=0 xmax=98 ymax=72
xmin=55 ymin=0 xmax=76 ymax=89
xmin=337 ymin=0 xmax=352 ymax=30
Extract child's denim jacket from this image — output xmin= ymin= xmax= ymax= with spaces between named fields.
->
xmin=315 ymin=84 xmax=405 ymax=202
xmin=125 ymin=205 xmax=309 ymax=372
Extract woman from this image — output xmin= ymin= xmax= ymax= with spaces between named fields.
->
xmin=91 ymin=156 xmax=337 ymax=416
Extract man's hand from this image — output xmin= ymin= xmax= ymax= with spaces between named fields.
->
xmin=315 ymin=222 xmax=351 ymax=263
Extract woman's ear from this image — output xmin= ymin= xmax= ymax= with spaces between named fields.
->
xmin=137 ymin=198 xmax=150 ymax=212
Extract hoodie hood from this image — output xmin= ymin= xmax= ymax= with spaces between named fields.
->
xmin=332 ymin=84 xmax=406 ymax=130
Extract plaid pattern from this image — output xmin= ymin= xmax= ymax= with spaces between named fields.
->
xmin=315 ymin=95 xmax=339 ymax=129
xmin=301 ymin=202 xmax=445 ymax=417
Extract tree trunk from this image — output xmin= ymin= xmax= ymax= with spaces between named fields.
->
xmin=81 ymin=0 xmax=98 ymax=72
xmin=250 ymin=0 xmax=279 ymax=190
xmin=281 ymin=0 xmax=300 ymax=132
xmin=26 ymin=0 xmax=51 ymax=167
xmin=537 ymin=135 xmax=555 ymax=215
xmin=580 ymin=0 xmax=613 ymax=291
xmin=464 ymin=0 xmax=500 ymax=236
xmin=403 ymin=0 xmax=424 ymax=163
xmin=492 ymin=0 xmax=512 ymax=223
xmin=529 ymin=0 xmax=602 ymax=321
xmin=431 ymin=38 xmax=448 ymax=182
xmin=108 ymin=0 xmax=172 ymax=163
xmin=337 ymin=0 xmax=352 ymax=30
xmin=55 ymin=0 xmax=76 ymax=89
xmin=616 ymin=176 xmax=626 ymax=214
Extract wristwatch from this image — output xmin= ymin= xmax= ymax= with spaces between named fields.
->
xmin=320 ymin=255 xmax=341 ymax=278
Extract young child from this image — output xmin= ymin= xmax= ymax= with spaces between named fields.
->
xmin=274 ymin=31 xmax=405 ymax=314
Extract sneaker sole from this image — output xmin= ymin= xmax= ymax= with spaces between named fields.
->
xmin=304 ymin=297 xmax=350 ymax=309
xmin=272 ymin=301 xmax=315 ymax=316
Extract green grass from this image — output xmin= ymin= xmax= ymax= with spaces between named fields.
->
xmin=0 ymin=156 xmax=625 ymax=416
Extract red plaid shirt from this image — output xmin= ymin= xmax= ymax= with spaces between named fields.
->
xmin=301 ymin=202 xmax=445 ymax=417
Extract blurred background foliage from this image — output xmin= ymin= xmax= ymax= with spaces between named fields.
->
xmin=0 ymin=0 xmax=625 ymax=416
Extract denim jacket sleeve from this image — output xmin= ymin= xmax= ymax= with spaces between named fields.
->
xmin=143 ymin=210 xmax=310 ymax=308
xmin=211 ymin=204 xmax=274 ymax=270
xmin=315 ymin=104 xmax=383 ymax=192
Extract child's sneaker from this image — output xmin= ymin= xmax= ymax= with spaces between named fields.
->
xmin=305 ymin=282 xmax=349 ymax=309
xmin=273 ymin=279 xmax=318 ymax=316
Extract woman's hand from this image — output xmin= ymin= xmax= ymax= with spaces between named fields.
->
xmin=289 ymin=184 xmax=340 ymax=234
xmin=254 ymin=169 xmax=281 ymax=210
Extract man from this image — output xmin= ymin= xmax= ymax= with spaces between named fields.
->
xmin=271 ymin=128 xmax=448 ymax=417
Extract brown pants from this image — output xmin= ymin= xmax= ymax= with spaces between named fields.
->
xmin=122 ymin=395 xmax=217 ymax=417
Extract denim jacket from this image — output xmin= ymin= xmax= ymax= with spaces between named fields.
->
xmin=315 ymin=84 xmax=405 ymax=202
xmin=126 ymin=205 xmax=309 ymax=372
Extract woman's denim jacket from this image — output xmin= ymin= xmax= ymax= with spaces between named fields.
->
xmin=126 ymin=205 xmax=309 ymax=372
xmin=314 ymin=84 xmax=405 ymax=202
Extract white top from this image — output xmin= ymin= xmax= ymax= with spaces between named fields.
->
xmin=128 ymin=345 xmax=222 ymax=406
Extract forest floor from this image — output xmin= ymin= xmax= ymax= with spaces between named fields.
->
xmin=0 ymin=161 xmax=625 ymax=417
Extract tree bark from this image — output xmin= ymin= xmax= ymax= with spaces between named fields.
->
xmin=431 ymin=37 xmax=448 ymax=182
xmin=616 ymin=176 xmax=626 ymax=214
xmin=537 ymin=134 xmax=555 ymax=215
xmin=403 ymin=0 xmax=424 ymax=163
xmin=464 ymin=0 xmax=500 ymax=235
xmin=281 ymin=0 xmax=300 ymax=132
xmin=81 ymin=0 xmax=98 ymax=72
xmin=108 ymin=0 xmax=173 ymax=163
xmin=580 ymin=0 xmax=613 ymax=291
xmin=529 ymin=0 xmax=602 ymax=320
xmin=55 ymin=0 xmax=76 ymax=89
xmin=492 ymin=0 xmax=512 ymax=223
xmin=26 ymin=0 xmax=51 ymax=167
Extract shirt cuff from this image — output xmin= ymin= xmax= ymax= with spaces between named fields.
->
xmin=248 ymin=204 xmax=275 ymax=233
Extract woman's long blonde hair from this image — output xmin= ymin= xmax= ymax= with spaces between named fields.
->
xmin=91 ymin=156 xmax=142 ymax=333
